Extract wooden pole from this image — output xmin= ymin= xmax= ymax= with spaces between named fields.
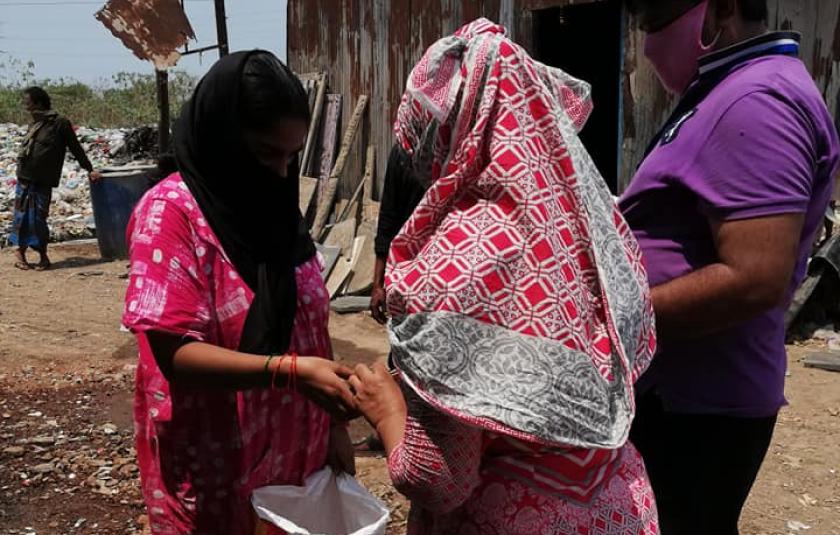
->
xmin=300 ymin=73 xmax=327 ymax=176
xmin=337 ymin=145 xmax=375 ymax=224
xmin=155 ymin=69 xmax=170 ymax=155
xmin=311 ymin=95 xmax=369 ymax=240
xmin=214 ymin=0 xmax=229 ymax=57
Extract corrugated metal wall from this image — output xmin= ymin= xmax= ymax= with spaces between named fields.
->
xmin=288 ymin=0 xmax=840 ymax=195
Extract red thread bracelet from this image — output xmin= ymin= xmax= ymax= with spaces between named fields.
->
xmin=289 ymin=352 xmax=299 ymax=392
xmin=270 ymin=355 xmax=288 ymax=390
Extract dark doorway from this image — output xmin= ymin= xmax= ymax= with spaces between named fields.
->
xmin=533 ymin=0 xmax=623 ymax=193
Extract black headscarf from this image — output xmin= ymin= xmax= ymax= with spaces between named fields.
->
xmin=174 ymin=50 xmax=315 ymax=355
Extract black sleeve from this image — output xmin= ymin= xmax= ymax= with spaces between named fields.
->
xmin=63 ymin=119 xmax=93 ymax=172
xmin=375 ymin=144 xmax=427 ymax=258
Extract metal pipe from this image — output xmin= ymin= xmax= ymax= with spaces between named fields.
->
xmin=156 ymin=69 xmax=170 ymax=155
xmin=214 ymin=0 xmax=229 ymax=57
xmin=180 ymin=44 xmax=221 ymax=57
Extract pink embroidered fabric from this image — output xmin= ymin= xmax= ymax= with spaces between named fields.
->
xmin=123 ymin=174 xmax=331 ymax=535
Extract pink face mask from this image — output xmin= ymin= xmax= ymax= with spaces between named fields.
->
xmin=643 ymin=1 xmax=719 ymax=94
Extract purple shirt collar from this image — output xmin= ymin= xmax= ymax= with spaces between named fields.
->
xmin=698 ymin=31 xmax=801 ymax=77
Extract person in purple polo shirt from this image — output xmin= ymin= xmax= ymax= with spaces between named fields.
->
xmin=620 ymin=0 xmax=840 ymax=533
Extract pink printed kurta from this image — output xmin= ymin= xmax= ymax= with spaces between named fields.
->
xmin=389 ymin=388 xmax=658 ymax=535
xmin=123 ymin=174 xmax=331 ymax=535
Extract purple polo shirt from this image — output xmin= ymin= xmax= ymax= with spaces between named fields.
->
xmin=620 ymin=48 xmax=839 ymax=417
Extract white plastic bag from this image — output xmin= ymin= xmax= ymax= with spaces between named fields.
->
xmin=251 ymin=468 xmax=389 ymax=535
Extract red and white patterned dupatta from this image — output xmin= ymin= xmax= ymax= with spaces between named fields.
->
xmin=387 ymin=19 xmax=656 ymax=451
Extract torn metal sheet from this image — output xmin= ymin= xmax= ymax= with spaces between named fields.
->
xmin=96 ymin=0 xmax=196 ymax=69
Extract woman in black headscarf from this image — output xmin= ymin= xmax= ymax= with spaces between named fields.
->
xmin=123 ymin=51 xmax=356 ymax=534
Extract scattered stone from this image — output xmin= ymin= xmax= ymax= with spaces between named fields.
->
xmin=3 ymin=446 xmax=25 ymax=457
xmin=118 ymin=463 xmax=139 ymax=476
xmin=787 ymin=519 xmax=812 ymax=531
xmin=798 ymin=493 xmax=818 ymax=507
xmin=101 ymin=423 xmax=118 ymax=435
xmin=28 ymin=436 xmax=55 ymax=446
xmin=31 ymin=463 xmax=54 ymax=474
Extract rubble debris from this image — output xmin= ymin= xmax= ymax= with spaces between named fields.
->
xmin=109 ymin=125 xmax=159 ymax=162
xmin=0 ymin=123 xmax=156 ymax=247
xmin=0 ymin=368 xmax=146 ymax=533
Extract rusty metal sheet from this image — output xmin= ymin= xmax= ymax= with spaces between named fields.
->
xmin=96 ymin=0 xmax=196 ymax=69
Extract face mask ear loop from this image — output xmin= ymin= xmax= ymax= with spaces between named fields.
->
xmin=702 ymin=27 xmax=724 ymax=50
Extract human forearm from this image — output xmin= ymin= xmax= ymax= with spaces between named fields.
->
xmin=653 ymin=214 xmax=803 ymax=342
xmin=387 ymin=389 xmax=482 ymax=514
xmin=375 ymin=406 xmax=407 ymax=456
xmin=146 ymin=330 xmax=358 ymax=417
xmin=146 ymin=331 xmax=288 ymax=389
xmin=653 ymin=262 xmax=785 ymax=340
xmin=64 ymin=123 xmax=93 ymax=172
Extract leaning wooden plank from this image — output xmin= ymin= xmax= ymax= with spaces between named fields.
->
xmin=315 ymin=243 xmax=341 ymax=281
xmin=299 ymin=176 xmax=318 ymax=221
xmin=345 ymin=219 xmax=377 ymax=295
xmin=296 ymin=72 xmax=322 ymax=82
xmin=324 ymin=218 xmax=357 ymax=257
xmin=300 ymin=73 xmax=327 ymax=177
xmin=316 ymin=95 xmax=343 ymax=202
xmin=312 ymin=96 xmax=368 ymax=239
xmin=326 ymin=256 xmax=354 ymax=299
xmin=363 ymin=200 xmax=380 ymax=226
xmin=362 ymin=145 xmax=375 ymax=204
xmin=804 ymin=352 xmax=840 ymax=373
xmin=337 ymin=145 xmax=375 ymax=224
xmin=334 ymin=200 xmax=350 ymax=222
xmin=329 ymin=95 xmax=369 ymax=182
xmin=326 ymin=236 xmax=366 ymax=298
xmin=311 ymin=177 xmax=338 ymax=239
xmin=306 ymin=80 xmax=317 ymax=113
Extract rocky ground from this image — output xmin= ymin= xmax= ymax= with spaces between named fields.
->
xmin=0 ymin=242 xmax=838 ymax=535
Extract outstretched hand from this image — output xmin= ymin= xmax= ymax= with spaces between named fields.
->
xmin=349 ymin=363 xmax=406 ymax=452
xmin=292 ymin=357 xmax=359 ymax=420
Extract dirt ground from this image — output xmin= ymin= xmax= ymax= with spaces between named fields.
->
xmin=1 ymin=242 xmax=838 ymax=535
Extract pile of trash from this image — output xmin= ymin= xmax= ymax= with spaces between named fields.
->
xmin=0 ymin=123 xmax=157 ymax=247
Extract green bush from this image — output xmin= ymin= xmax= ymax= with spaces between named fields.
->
xmin=0 ymin=54 xmax=196 ymax=127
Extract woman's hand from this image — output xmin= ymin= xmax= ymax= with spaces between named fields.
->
xmin=285 ymin=357 xmax=358 ymax=420
xmin=349 ymin=363 xmax=407 ymax=454
xmin=326 ymin=424 xmax=356 ymax=475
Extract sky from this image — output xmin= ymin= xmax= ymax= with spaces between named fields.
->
xmin=0 ymin=0 xmax=288 ymax=85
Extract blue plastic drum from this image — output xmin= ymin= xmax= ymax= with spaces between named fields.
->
xmin=89 ymin=166 xmax=153 ymax=259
